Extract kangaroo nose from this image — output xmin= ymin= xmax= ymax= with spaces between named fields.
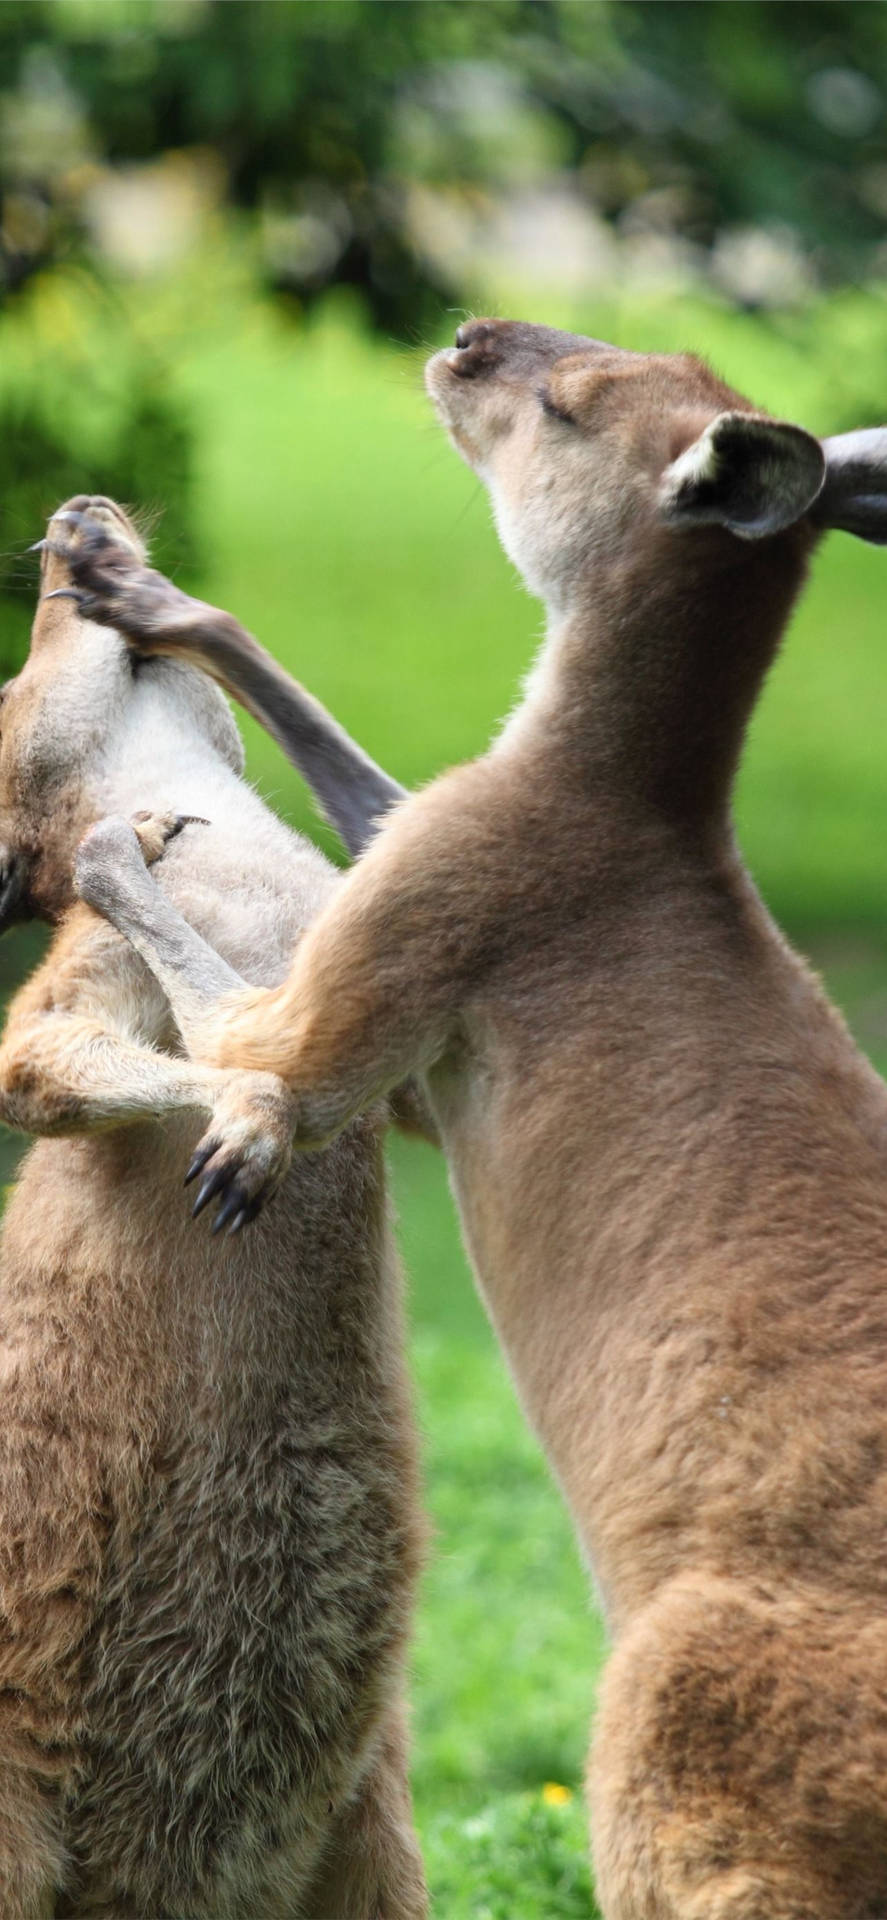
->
xmin=449 ymin=319 xmax=505 ymax=377
xmin=454 ymin=321 xmax=500 ymax=350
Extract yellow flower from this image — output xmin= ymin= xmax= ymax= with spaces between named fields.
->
xmin=542 ymin=1782 xmax=572 ymax=1807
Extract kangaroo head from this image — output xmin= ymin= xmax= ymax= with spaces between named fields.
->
xmin=425 ymin=319 xmax=887 ymax=620
xmin=0 ymin=496 xmax=240 ymax=930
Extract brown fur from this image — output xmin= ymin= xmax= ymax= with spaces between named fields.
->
xmin=63 ymin=328 xmax=887 ymax=1918
xmin=0 ymin=501 xmax=427 ymax=1917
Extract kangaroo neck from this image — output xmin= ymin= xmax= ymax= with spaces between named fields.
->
xmin=497 ymin=526 xmax=813 ymax=832
xmin=96 ymin=729 xmax=242 ymax=827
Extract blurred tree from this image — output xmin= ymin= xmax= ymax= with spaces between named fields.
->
xmin=0 ymin=325 xmax=195 ymax=677
xmin=1 ymin=0 xmax=887 ymax=333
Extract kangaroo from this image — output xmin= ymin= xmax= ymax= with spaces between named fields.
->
xmin=60 ymin=325 xmax=887 ymax=1920
xmin=0 ymin=497 xmax=426 ymax=1920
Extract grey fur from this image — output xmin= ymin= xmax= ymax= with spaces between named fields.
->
xmin=814 ymin=427 xmax=887 ymax=543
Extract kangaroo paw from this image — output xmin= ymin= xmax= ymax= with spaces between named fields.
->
xmin=186 ymin=1074 xmax=294 ymax=1236
xmin=45 ymin=512 xmax=197 ymax=647
xmin=130 ymin=810 xmax=209 ymax=867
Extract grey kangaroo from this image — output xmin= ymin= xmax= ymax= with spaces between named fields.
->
xmin=0 ymin=497 xmax=426 ymax=1920
xmin=61 ymin=325 xmax=887 ymax=1920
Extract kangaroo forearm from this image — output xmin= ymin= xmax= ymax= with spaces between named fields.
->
xmin=189 ymin=615 xmax=406 ymax=858
xmin=62 ymin=520 xmax=408 ymax=858
xmin=199 ymin=815 xmax=461 ymax=1142
xmin=75 ymin=820 xmax=244 ymax=1056
xmin=0 ymin=1014 xmax=224 ymax=1137
xmin=206 ymin=955 xmax=447 ymax=1148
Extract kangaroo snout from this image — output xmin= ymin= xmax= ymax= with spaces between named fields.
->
xmin=435 ymin=317 xmax=630 ymax=390
xmin=446 ymin=320 xmax=505 ymax=377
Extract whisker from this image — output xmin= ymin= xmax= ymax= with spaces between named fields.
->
xmin=446 ymin=480 xmax=484 ymax=537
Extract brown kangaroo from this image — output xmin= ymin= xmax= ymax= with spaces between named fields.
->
xmin=0 ymin=498 xmax=426 ymax=1919
xmin=63 ymin=324 xmax=887 ymax=1920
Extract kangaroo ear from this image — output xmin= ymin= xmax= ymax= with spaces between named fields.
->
xmin=812 ymin=429 xmax=887 ymax=544
xmin=659 ymin=412 xmax=825 ymax=541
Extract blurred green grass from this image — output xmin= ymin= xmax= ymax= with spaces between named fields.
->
xmin=392 ymin=1135 xmax=601 ymax=1817
xmin=5 ymin=274 xmax=887 ymax=1912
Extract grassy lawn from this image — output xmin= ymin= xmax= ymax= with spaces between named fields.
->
xmin=3 ymin=274 xmax=887 ymax=1911
xmin=391 ymin=1128 xmax=598 ymax=1913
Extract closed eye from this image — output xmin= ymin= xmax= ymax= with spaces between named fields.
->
xmin=540 ymin=388 xmax=576 ymax=426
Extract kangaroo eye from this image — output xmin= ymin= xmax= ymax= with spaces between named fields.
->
xmin=540 ymin=388 xmax=576 ymax=426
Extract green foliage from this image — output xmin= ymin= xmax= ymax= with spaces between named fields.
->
xmin=0 ymin=274 xmax=197 ymax=678
xmin=3 ymin=2 xmax=887 ymax=330
xmin=602 ymin=1 xmax=887 ymax=274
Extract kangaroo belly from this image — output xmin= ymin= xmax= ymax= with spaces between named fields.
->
xmin=0 ymin=1112 xmax=418 ymax=1913
xmin=65 ymin=1388 xmax=416 ymax=1914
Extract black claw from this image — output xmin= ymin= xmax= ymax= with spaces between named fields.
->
xmin=171 ymin=815 xmax=211 ymax=838
xmin=211 ymin=1187 xmax=248 ymax=1236
xmin=184 ymin=1140 xmax=219 ymax=1187
xmin=228 ymin=1197 xmax=261 ymax=1236
xmin=192 ymin=1164 xmax=230 ymax=1218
